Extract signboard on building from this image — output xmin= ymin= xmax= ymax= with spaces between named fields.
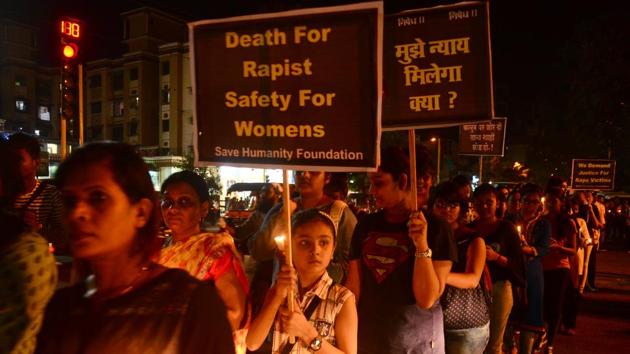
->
xmin=458 ymin=117 xmax=506 ymax=156
xmin=570 ymin=159 xmax=616 ymax=190
xmin=382 ymin=1 xmax=493 ymax=130
xmin=190 ymin=2 xmax=382 ymax=171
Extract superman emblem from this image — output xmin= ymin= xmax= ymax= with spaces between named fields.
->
xmin=362 ymin=231 xmax=410 ymax=283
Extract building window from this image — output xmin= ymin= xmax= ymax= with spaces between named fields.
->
xmin=38 ymin=106 xmax=50 ymax=121
xmin=36 ymin=80 xmax=52 ymax=97
xmin=90 ymin=101 xmax=102 ymax=114
xmin=15 ymin=76 xmax=27 ymax=87
xmin=129 ymin=67 xmax=138 ymax=81
xmin=112 ymin=71 xmax=123 ymax=90
xmin=89 ymin=74 xmax=102 ymax=88
xmin=15 ymin=99 xmax=28 ymax=112
xmin=91 ymin=126 xmax=103 ymax=140
xmin=161 ymin=85 xmax=170 ymax=104
xmin=128 ymin=121 xmax=138 ymax=136
xmin=112 ymin=124 xmax=123 ymax=141
xmin=162 ymin=119 xmax=170 ymax=132
xmin=112 ymin=98 xmax=124 ymax=117
xmin=130 ymin=96 xmax=140 ymax=110
xmin=162 ymin=61 xmax=170 ymax=75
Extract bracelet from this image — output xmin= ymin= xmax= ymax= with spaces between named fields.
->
xmin=415 ymin=248 xmax=432 ymax=259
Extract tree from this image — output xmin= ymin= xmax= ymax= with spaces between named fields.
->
xmin=176 ymin=154 xmax=223 ymax=203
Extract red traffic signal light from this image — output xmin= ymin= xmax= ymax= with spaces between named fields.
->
xmin=62 ymin=43 xmax=78 ymax=59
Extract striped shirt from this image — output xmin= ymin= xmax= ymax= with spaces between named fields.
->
xmin=272 ymin=272 xmax=353 ymax=354
xmin=14 ymin=180 xmax=67 ymax=255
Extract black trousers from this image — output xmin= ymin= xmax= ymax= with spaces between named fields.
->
xmin=587 ymin=247 xmax=597 ymax=288
xmin=562 ymin=283 xmax=580 ymax=329
xmin=544 ymin=268 xmax=570 ymax=346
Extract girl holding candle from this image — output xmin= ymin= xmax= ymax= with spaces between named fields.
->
xmin=246 ymin=209 xmax=357 ymax=354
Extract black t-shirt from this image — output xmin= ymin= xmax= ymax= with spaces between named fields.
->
xmin=350 ymin=211 xmax=457 ymax=353
xmin=36 ymin=269 xmax=234 ymax=354
xmin=469 ymin=219 xmax=525 ymax=285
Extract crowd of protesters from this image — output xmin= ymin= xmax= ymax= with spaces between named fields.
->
xmin=1 ymin=132 xmax=629 ymax=354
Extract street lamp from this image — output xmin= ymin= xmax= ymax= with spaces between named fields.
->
xmin=430 ymin=137 xmax=441 ymax=183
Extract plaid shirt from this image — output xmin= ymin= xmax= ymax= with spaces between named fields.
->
xmin=271 ymin=272 xmax=353 ymax=354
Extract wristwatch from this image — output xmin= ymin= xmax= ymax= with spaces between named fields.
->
xmin=309 ymin=335 xmax=323 ymax=352
xmin=415 ymin=247 xmax=432 ymax=259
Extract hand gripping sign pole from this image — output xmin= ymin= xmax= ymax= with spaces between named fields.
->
xmin=282 ymin=169 xmax=294 ymax=315
xmin=274 ymin=169 xmax=295 ymax=344
xmin=408 ymin=130 xmax=418 ymax=211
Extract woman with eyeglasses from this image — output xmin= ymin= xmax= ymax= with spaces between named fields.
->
xmin=36 ymin=143 xmax=234 ymax=354
xmin=158 ymin=170 xmax=249 ymax=354
xmin=506 ymin=184 xmax=551 ymax=354
xmin=431 ymin=182 xmax=490 ymax=354
xmin=469 ymin=183 xmax=524 ymax=354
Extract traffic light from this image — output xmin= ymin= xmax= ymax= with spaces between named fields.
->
xmin=59 ymin=18 xmax=81 ymax=139
xmin=61 ymin=62 xmax=77 ymax=137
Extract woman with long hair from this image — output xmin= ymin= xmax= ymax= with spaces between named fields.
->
xmin=469 ymin=184 xmax=524 ymax=354
xmin=36 ymin=142 xmax=234 ymax=354
xmin=431 ymin=182 xmax=490 ymax=354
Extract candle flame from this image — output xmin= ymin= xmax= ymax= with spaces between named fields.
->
xmin=274 ymin=235 xmax=286 ymax=250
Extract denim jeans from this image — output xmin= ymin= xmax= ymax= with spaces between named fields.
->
xmin=445 ymin=322 xmax=490 ymax=354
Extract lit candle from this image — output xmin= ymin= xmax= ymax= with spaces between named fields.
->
xmin=541 ymin=197 xmax=546 ymax=205
xmin=517 ymin=225 xmax=522 ymax=236
xmin=274 ymin=235 xmax=286 ymax=252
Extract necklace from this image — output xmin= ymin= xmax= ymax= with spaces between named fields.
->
xmin=84 ymin=264 xmax=152 ymax=300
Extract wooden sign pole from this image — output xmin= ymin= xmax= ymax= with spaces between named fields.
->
xmin=408 ymin=130 xmax=418 ymax=211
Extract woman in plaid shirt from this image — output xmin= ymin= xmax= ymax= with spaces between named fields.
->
xmin=246 ymin=209 xmax=358 ymax=354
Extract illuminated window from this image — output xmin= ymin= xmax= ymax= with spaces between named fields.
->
xmin=15 ymin=99 xmax=27 ymax=112
xmin=38 ymin=106 xmax=50 ymax=121
xmin=161 ymin=86 xmax=170 ymax=104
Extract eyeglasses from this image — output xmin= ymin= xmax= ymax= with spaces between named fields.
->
xmin=435 ymin=201 xmax=460 ymax=210
xmin=161 ymin=197 xmax=195 ymax=210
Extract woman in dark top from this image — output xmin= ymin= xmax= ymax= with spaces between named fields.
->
xmin=36 ymin=142 xmax=234 ymax=354
xmin=469 ymin=184 xmax=524 ymax=354
xmin=432 ymin=182 xmax=489 ymax=354
xmin=345 ymin=147 xmax=457 ymax=354
xmin=541 ymin=190 xmax=576 ymax=354
xmin=507 ymin=184 xmax=551 ymax=354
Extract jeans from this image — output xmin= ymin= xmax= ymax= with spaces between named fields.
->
xmin=446 ymin=322 xmax=490 ymax=354
xmin=485 ymin=280 xmax=513 ymax=354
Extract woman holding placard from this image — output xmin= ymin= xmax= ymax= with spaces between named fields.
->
xmin=345 ymin=147 xmax=457 ymax=354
